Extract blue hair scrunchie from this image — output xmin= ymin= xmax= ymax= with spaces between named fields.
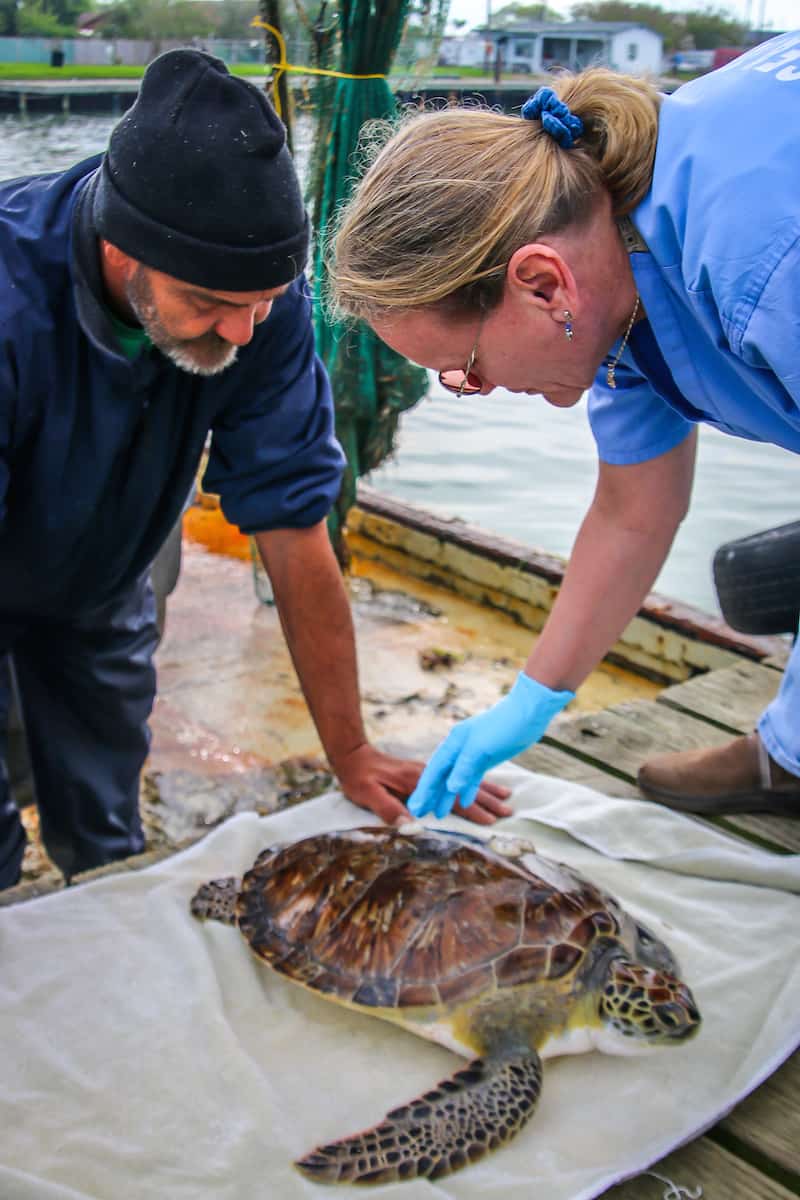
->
xmin=521 ymin=87 xmax=584 ymax=149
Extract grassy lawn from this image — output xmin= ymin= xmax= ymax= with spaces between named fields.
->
xmin=425 ymin=64 xmax=490 ymax=77
xmin=0 ymin=62 xmax=269 ymax=80
xmin=0 ymin=62 xmax=513 ymax=82
xmin=0 ymin=61 xmax=693 ymax=88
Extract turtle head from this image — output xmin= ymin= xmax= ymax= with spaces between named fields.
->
xmin=190 ymin=877 xmax=240 ymax=925
xmin=597 ymin=957 xmax=701 ymax=1053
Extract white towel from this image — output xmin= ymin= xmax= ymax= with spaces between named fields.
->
xmin=2 ymin=767 xmax=798 ymax=1200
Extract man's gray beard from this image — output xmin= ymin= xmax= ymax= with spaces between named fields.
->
xmin=125 ymin=267 xmax=239 ymax=377
xmin=162 ymin=338 xmax=238 ymax=377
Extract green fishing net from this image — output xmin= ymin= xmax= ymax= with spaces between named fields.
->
xmin=303 ymin=0 xmax=449 ymax=558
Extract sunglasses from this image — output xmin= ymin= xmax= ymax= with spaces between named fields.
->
xmin=437 ymin=321 xmax=484 ymax=397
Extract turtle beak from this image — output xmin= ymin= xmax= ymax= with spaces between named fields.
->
xmin=654 ymin=991 xmax=702 ymax=1040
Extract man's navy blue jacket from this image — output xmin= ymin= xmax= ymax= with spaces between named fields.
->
xmin=0 ymin=154 xmax=345 ymax=620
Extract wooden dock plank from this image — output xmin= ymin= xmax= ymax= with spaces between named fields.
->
xmin=545 ymin=701 xmax=800 ymax=852
xmin=763 ymin=647 xmax=792 ymax=671
xmin=717 ymin=1051 xmax=800 ymax=1180
xmin=514 ymin=742 xmax=640 ymax=798
xmin=657 ymin=660 xmax=782 ymax=732
xmin=545 ymin=700 xmax=733 ymax=779
xmin=600 ymin=1135 xmax=799 ymax=1199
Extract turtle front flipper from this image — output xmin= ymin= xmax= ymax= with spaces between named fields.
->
xmin=190 ymin=878 xmax=240 ymax=925
xmin=295 ymin=1046 xmax=543 ymax=1185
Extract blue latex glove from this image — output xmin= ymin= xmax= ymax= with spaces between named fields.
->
xmin=408 ymin=672 xmax=574 ymax=819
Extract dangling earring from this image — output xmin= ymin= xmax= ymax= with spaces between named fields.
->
xmin=563 ymin=310 xmax=574 ymax=341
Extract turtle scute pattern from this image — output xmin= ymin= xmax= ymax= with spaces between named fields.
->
xmin=234 ymin=825 xmax=625 ymax=1008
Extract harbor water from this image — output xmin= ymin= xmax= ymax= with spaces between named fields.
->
xmin=4 ymin=112 xmax=796 ymax=617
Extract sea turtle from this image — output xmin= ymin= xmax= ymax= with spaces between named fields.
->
xmin=191 ymin=824 xmax=700 ymax=1185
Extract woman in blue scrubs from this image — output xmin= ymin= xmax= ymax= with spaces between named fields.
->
xmin=332 ymin=32 xmax=800 ymax=821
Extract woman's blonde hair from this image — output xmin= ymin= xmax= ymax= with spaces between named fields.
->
xmin=331 ymin=69 xmax=660 ymax=322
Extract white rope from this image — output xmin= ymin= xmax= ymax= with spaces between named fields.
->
xmin=644 ymin=1171 xmax=704 ymax=1199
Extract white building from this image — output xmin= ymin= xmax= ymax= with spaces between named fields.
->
xmin=447 ymin=22 xmax=664 ymax=76
xmin=438 ymin=32 xmax=495 ymax=69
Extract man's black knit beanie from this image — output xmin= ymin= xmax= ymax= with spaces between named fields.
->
xmin=93 ymin=48 xmax=309 ymax=291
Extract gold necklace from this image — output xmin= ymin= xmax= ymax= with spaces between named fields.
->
xmin=605 ymin=293 xmax=640 ymax=389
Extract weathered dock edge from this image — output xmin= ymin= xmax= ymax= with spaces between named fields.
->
xmin=351 ymin=484 xmax=788 ymax=684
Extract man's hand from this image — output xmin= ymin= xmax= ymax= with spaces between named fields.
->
xmin=257 ymin=523 xmax=511 ymax=825
xmin=333 ymin=743 xmax=513 ymax=826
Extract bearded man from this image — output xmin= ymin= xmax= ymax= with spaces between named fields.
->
xmin=0 ymin=48 xmax=510 ymax=889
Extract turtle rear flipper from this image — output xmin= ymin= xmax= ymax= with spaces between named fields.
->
xmin=190 ymin=878 xmax=240 ymax=925
xmin=295 ymin=1046 xmax=543 ymax=1185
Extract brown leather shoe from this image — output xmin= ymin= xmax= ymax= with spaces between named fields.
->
xmin=637 ymin=733 xmax=800 ymax=816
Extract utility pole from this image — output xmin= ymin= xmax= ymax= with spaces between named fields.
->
xmin=485 ymin=0 xmax=495 ymax=79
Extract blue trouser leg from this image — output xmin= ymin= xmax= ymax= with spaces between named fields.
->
xmin=1 ymin=576 xmax=159 ymax=885
xmin=758 ymin=621 xmax=800 ymax=778
xmin=0 ymin=654 xmax=26 ymax=889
